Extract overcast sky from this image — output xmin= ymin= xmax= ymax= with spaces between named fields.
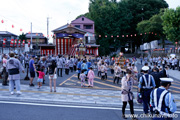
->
xmin=0 ymin=0 xmax=179 ymax=43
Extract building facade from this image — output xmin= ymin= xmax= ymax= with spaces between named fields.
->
xmin=0 ymin=31 xmax=21 ymax=54
xmin=52 ymin=16 xmax=99 ymax=56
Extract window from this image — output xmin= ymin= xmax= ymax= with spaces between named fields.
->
xmin=85 ymin=36 xmax=88 ymax=43
xmin=84 ymin=25 xmax=92 ymax=29
xmin=82 ymin=18 xmax=84 ymax=21
xmin=75 ymin=25 xmax=80 ymax=28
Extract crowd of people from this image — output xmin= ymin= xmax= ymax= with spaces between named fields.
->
xmin=1 ymin=52 xmax=179 ymax=120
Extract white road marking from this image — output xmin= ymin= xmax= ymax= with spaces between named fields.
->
xmin=0 ymin=101 xmax=179 ymax=114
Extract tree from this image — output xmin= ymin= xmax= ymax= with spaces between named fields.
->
xmin=137 ymin=10 xmax=165 ymax=43
xmin=19 ymin=33 xmax=27 ymax=43
xmin=162 ymin=7 xmax=180 ymax=44
xmin=76 ymin=0 xmax=169 ymax=55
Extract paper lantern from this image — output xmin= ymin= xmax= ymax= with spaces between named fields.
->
xmin=54 ymin=34 xmax=56 ymax=37
xmin=117 ymin=35 xmax=119 ymax=37
xmin=145 ymin=33 xmax=146 ymax=35
xmin=28 ymin=41 xmax=30 ymax=47
xmin=22 ymin=40 xmax=25 ymax=47
xmin=18 ymin=40 xmax=21 ymax=47
xmin=122 ymin=35 xmax=124 ymax=37
xmin=152 ymin=32 xmax=153 ymax=34
xmin=28 ymin=32 xmax=31 ymax=34
xmin=3 ymin=38 xmax=6 ymax=47
xmin=155 ymin=33 xmax=157 ymax=35
xmin=111 ymin=35 xmax=113 ymax=38
xmin=140 ymin=33 xmax=142 ymax=35
xmin=126 ymin=35 xmax=128 ymax=37
xmin=20 ymin=29 xmax=22 ymax=31
xmin=134 ymin=34 xmax=136 ymax=36
xmin=14 ymin=39 xmax=17 ymax=47
xmin=149 ymin=32 xmax=151 ymax=34
xmin=176 ymin=47 xmax=178 ymax=50
xmin=105 ymin=35 xmax=107 ymax=37
xmin=10 ymin=39 xmax=14 ymax=47
xmin=12 ymin=25 xmax=14 ymax=28
xmin=131 ymin=35 xmax=133 ymax=37
xmin=175 ymin=42 xmax=178 ymax=44
xmin=1 ymin=20 xmax=4 ymax=23
xmin=99 ymin=35 xmax=101 ymax=37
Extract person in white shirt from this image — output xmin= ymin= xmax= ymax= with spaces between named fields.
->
xmin=172 ymin=58 xmax=175 ymax=70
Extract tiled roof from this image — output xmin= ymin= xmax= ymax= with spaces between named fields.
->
xmin=0 ymin=31 xmax=18 ymax=37
xmin=25 ymin=33 xmax=46 ymax=39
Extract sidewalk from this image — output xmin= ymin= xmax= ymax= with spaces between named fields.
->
xmin=1 ymin=84 xmax=180 ymax=109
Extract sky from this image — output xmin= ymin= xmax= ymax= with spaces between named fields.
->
xmin=0 ymin=0 xmax=180 ymax=43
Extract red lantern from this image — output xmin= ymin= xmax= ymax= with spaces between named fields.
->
xmin=152 ymin=32 xmax=153 ymax=34
xmin=170 ymin=48 xmax=172 ymax=50
xmin=176 ymin=47 xmax=178 ymax=50
xmin=72 ymin=45 xmax=74 ymax=47
xmin=175 ymin=42 xmax=178 ymax=44
xmin=22 ymin=40 xmax=25 ymax=47
xmin=155 ymin=33 xmax=157 ymax=35
xmin=20 ymin=29 xmax=22 ymax=31
xmin=117 ymin=35 xmax=119 ymax=37
xmin=149 ymin=32 xmax=151 ymax=34
xmin=3 ymin=38 xmax=6 ymax=47
xmin=14 ymin=39 xmax=17 ymax=47
xmin=10 ymin=39 xmax=14 ymax=47
xmin=99 ymin=35 xmax=101 ymax=37
xmin=145 ymin=33 xmax=146 ymax=35
xmin=105 ymin=35 xmax=107 ymax=38
xmin=126 ymin=35 xmax=128 ymax=37
xmin=51 ymin=34 xmax=52 ymax=37
xmin=140 ymin=33 xmax=142 ymax=35
xmin=12 ymin=25 xmax=14 ymax=28
xmin=28 ymin=41 xmax=30 ymax=47
xmin=111 ymin=35 xmax=113 ymax=38
xmin=47 ymin=35 xmax=49 ymax=37
xmin=28 ymin=32 xmax=31 ymax=34
xmin=134 ymin=34 xmax=136 ymax=36
xmin=87 ymin=34 xmax=88 ymax=36
xmin=122 ymin=35 xmax=124 ymax=37
xmin=54 ymin=34 xmax=56 ymax=37
xmin=1 ymin=20 xmax=4 ymax=23
xmin=18 ymin=40 xmax=21 ymax=47
xmin=131 ymin=35 xmax=133 ymax=37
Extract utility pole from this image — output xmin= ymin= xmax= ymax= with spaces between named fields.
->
xmin=47 ymin=17 xmax=49 ymax=44
xmin=31 ymin=22 xmax=32 ymax=53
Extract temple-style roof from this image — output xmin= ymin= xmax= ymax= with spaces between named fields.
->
xmin=52 ymin=24 xmax=88 ymax=34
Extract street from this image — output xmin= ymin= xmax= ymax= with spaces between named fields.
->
xmin=1 ymin=101 xmax=179 ymax=120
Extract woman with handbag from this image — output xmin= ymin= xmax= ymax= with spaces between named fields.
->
xmin=48 ymin=60 xmax=57 ymax=92
xmin=121 ymin=69 xmax=138 ymax=120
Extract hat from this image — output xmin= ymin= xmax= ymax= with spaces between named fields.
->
xmin=160 ymin=78 xmax=173 ymax=82
xmin=32 ymin=55 xmax=35 ymax=58
xmin=142 ymin=66 xmax=149 ymax=71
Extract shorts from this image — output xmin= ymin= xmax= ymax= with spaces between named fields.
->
xmin=30 ymin=71 xmax=35 ymax=78
xmin=49 ymin=74 xmax=57 ymax=79
xmin=37 ymin=78 xmax=43 ymax=82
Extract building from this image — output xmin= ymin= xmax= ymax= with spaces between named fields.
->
xmin=25 ymin=33 xmax=55 ymax=55
xmin=52 ymin=16 xmax=99 ymax=56
xmin=0 ymin=31 xmax=20 ymax=54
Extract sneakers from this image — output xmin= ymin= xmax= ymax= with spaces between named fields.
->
xmin=29 ymin=83 xmax=35 ymax=86
xmin=10 ymin=92 xmax=14 ymax=95
xmin=16 ymin=91 xmax=22 ymax=95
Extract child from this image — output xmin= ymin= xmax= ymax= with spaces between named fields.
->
xmin=80 ymin=70 xmax=86 ymax=87
xmin=36 ymin=68 xmax=45 ymax=89
xmin=87 ymin=67 xmax=95 ymax=87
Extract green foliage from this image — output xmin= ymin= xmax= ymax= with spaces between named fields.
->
xmin=19 ymin=33 xmax=27 ymax=43
xmin=162 ymin=7 xmax=180 ymax=44
xmin=76 ymin=0 xmax=169 ymax=55
xmin=137 ymin=10 xmax=165 ymax=43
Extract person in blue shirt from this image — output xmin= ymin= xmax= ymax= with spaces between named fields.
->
xmin=150 ymin=78 xmax=176 ymax=120
xmin=81 ymin=60 xmax=88 ymax=80
xmin=138 ymin=66 xmax=156 ymax=115
xmin=77 ymin=59 xmax=82 ymax=80
xmin=29 ymin=55 xmax=36 ymax=86
xmin=86 ymin=59 xmax=92 ymax=73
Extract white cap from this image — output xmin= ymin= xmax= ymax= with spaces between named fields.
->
xmin=160 ymin=78 xmax=173 ymax=82
xmin=142 ymin=66 xmax=149 ymax=71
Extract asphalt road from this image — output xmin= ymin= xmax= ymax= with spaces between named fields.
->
xmin=1 ymin=101 xmax=179 ymax=120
